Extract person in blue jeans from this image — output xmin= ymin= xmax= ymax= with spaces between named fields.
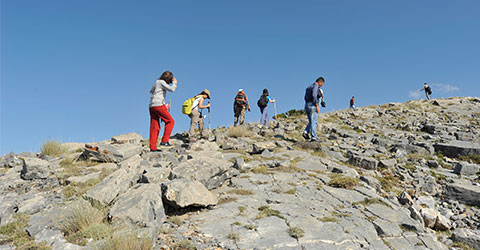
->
xmin=258 ymin=89 xmax=275 ymax=126
xmin=303 ymin=77 xmax=325 ymax=141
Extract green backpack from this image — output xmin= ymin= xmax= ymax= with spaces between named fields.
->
xmin=182 ymin=96 xmax=199 ymax=115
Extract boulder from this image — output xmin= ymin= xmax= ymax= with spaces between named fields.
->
xmin=21 ymin=157 xmax=50 ymax=180
xmin=433 ymin=141 xmax=480 ymax=157
xmin=79 ymin=143 xmax=142 ymax=163
xmin=109 ymin=184 xmax=166 ymax=227
xmin=444 ymin=179 xmax=480 ymax=206
xmin=168 ymin=156 xmax=239 ymax=190
xmin=139 ymin=167 xmax=170 ymax=184
xmin=84 ymin=168 xmax=136 ymax=206
xmin=420 ymin=208 xmax=437 ymax=229
xmin=453 ymin=162 xmax=479 ymax=176
xmin=391 ymin=143 xmax=430 ymax=156
xmin=233 ymin=157 xmax=245 ymax=171
xmin=433 ymin=214 xmax=451 ymax=231
xmin=378 ymin=159 xmax=396 ymax=168
xmin=162 ymin=179 xmax=217 ymax=208
xmin=348 ymin=153 xmax=378 ymax=170
xmin=452 ymin=228 xmax=480 ymax=250
xmin=251 ymin=141 xmax=276 ymax=154
xmin=189 ymin=140 xmax=219 ymax=152
xmin=111 ymin=133 xmax=143 ymax=145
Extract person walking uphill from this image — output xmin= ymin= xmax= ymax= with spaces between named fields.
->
xmin=420 ymin=83 xmax=432 ymax=100
xmin=350 ymin=96 xmax=355 ymax=109
xmin=149 ymin=71 xmax=177 ymax=151
xmin=303 ymin=77 xmax=325 ymax=142
xmin=188 ymin=89 xmax=211 ymax=142
xmin=257 ymin=89 xmax=275 ymax=126
xmin=233 ymin=89 xmax=250 ymax=126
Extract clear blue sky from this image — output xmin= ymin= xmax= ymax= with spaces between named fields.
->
xmin=1 ymin=0 xmax=479 ymax=154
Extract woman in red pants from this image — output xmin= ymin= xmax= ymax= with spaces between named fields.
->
xmin=149 ymin=71 xmax=177 ymax=151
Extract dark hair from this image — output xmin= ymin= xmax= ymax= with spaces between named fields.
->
xmin=159 ymin=71 xmax=174 ymax=84
xmin=316 ymin=77 xmax=325 ymax=83
xmin=262 ymin=88 xmax=269 ymax=96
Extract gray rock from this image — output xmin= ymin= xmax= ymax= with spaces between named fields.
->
xmin=109 ymin=184 xmax=166 ymax=227
xmin=162 ymin=179 xmax=217 ymax=208
xmin=168 ymin=156 xmax=239 ymax=190
xmin=84 ymin=168 xmax=137 ymax=206
xmin=433 ymin=140 xmax=480 ymax=157
xmin=434 ymin=214 xmax=451 ymax=231
xmin=21 ymin=157 xmax=50 ymax=180
xmin=111 ymin=132 xmax=143 ymax=144
xmin=348 ymin=153 xmax=378 ymax=170
xmin=139 ymin=167 xmax=170 ymax=184
xmin=452 ymin=228 xmax=480 ymax=249
xmin=420 ymin=208 xmax=437 ymax=229
xmin=359 ymin=176 xmax=381 ymax=191
xmin=66 ymin=172 xmax=100 ymax=184
xmin=233 ymin=157 xmax=245 ymax=171
xmin=251 ymin=141 xmax=276 ymax=154
xmin=391 ymin=143 xmax=430 ymax=156
xmin=372 ymin=218 xmax=403 ymax=236
xmin=26 ymin=204 xmax=71 ymax=237
xmin=17 ymin=194 xmax=48 ymax=214
xmin=261 ymin=149 xmax=274 ymax=158
xmin=398 ymin=191 xmax=413 ymax=206
xmin=0 ymin=152 xmax=23 ymax=168
xmin=79 ymin=143 xmax=142 ymax=163
xmin=453 ymin=162 xmax=480 ymax=176
xmin=378 ymin=158 xmax=396 ymax=168
xmin=444 ymin=179 xmax=480 ymax=206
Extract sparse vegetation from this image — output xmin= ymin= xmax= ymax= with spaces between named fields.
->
xmin=227 ymin=189 xmax=254 ymax=196
xmin=0 ymin=213 xmax=51 ymax=249
xmin=61 ymin=202 xmax=108 ymax=245
xmin=96 ymin=232 xmax=153 ymax=250
xmin=288 ymin=226 xmax=305 ymax=239
xmin=256 ymin=206 xmax=284 ymax=220
xmin=62 ymin=178 xmax=102 ymax=198
xmin=328 ymin=174 xmax=358 ymax=189
xmin=458 ymin=154 xmax=480 ymax=164
xmin=244 ymin=224 xmax=256 ymax=230
xmin=227 ymin=232 xmax=240 ymax=241
xmin=353 ymin=198 xmax=388 ymax=207
xmin=238 ymin=206 xmax=246 ymax=216
xmin=251 ymin=165 xmax=269 ymax=175
xmin=218 ymin=196 xmax=237 ymax=204
xmin=449 ymin=241 xmax=475 ymax=250
xmin=171 ymin=239 xmax=195 ymax=250
xmin=41 ymin=140 xmax=66 ymax=156
xmin=284 ymin=189 xmax=296 ymax=195
xmin=168 ymin=216 xmax=183 ymax=226
xmin=318 ymin=216 xmax=338 ymax=223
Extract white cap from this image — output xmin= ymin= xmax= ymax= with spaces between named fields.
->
xmin=238 ymin=89 xmax=243 ymax=92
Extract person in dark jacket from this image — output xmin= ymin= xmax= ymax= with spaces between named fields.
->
xmin=233 ymin=89 xmax=250 ymax=126
xmin=258 ymin=89 xmax=275 ymax=126
xmin=303 ymin=77 xmax=325 ymax=141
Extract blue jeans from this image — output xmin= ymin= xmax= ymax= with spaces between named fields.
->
xmin=304 ymin=102 xmax=318 ymax=139
xmin=260 ymin=107 xmax=269 ymax=125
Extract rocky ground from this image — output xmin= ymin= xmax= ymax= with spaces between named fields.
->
xmin=1 ymin=97 xmax=480 ymax=250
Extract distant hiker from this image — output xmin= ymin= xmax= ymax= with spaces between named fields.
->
xmin=257 ymin=89 xmax=275 ymax=126
xmin=303 ymin=77 xmax=325 ymax=141
xmin=187 ymin=89 xmax=211 ymax=142
xmin=149 ymin=71 xmax=177 ymax=151
xmin=420 ymin=83 xmax=432 ymax=100
xmin=233 ymin=89 xmax=251 ymax=126
xmin=350 ymin=96 xmax=355 ymax=109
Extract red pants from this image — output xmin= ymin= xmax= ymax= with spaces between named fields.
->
xmin=149 ymin=105 xmax=174 ymax=150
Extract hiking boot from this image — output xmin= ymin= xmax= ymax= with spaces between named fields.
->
xmin=159 ymin=142 xmax=174 ymax=148
xmin=150 ymin=149 xmax=161 ymax=152
xmin=302 ymin=132 xmax=310 ymax=140
xmin=310 ymin=138 xmax=318 ymax=142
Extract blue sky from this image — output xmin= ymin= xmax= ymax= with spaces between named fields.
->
xmin=1 ymin=0 xmax=479 ymax=154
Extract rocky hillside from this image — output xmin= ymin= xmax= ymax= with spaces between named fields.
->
xmin=1 ymin=97 xmax=480 ymax=250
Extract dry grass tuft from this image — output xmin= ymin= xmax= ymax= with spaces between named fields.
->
xmin=61 ymin=202 xmax=107 ymax=245
xmin=41 ymin=140 xmax=66 ymax=157
xmin=96 ymin=232 xmax=153 ymax=250
xmin=328 ymin=174 xmax=358 ymax=189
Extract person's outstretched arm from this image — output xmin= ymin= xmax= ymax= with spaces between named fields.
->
xmin=159 ymin=78 xmax=178 ymax=92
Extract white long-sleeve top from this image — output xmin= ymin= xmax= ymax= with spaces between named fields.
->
xmin=149 ymin=79 xmax=177 ymax=107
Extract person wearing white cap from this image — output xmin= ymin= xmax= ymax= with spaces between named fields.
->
xmin=233 ymin=89 xmax=250 ymax=126
xmin=188 ymin=89 xmax=211 ymax=142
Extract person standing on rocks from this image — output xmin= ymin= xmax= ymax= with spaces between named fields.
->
xmin=303 ymin=77 xmax=325 ymax=141
xmin=188 ymin=89 xmax=211 ymax=142
xmin=149 ymin=71 xmax=177 ymax=151
xmin=257 ymin=88 xmax=275 ymax=126
xmin=419 ymin=83 xmax=432 ymax=100
xmin=233 ymin=89 xmax=250 ymax=126
xmin=350 ymin=96 xmax=355 ymax=109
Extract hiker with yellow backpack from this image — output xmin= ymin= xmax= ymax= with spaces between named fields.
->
xmin=182 ymin=89 xmax=211 ymax=142
xmin=233 ymin=89 xmax=250 ymax=126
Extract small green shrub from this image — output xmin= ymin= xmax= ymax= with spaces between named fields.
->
xmin=250 ymin=165 xmax=269 ymax=175
xmin=288 ymin=227 xmax=305 ymax=239
xmin=168 ymin=216 xmax=183 ymax=226
xmin=284 ymin=189 xmax=296 ymax=195
xmin=227 ymin=232 xmax=240 ymax=241
xmin=458 ymin=154 xmax=480 ymax=164
xmin=41 ymin=140 xmax=66 ymax=156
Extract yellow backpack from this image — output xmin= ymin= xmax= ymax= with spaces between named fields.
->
xmin=182 ymin=96 xmax=200 ymax=115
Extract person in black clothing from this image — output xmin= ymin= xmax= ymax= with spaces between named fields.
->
xmin=420 ymin=83 xmax=432 ymax=100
